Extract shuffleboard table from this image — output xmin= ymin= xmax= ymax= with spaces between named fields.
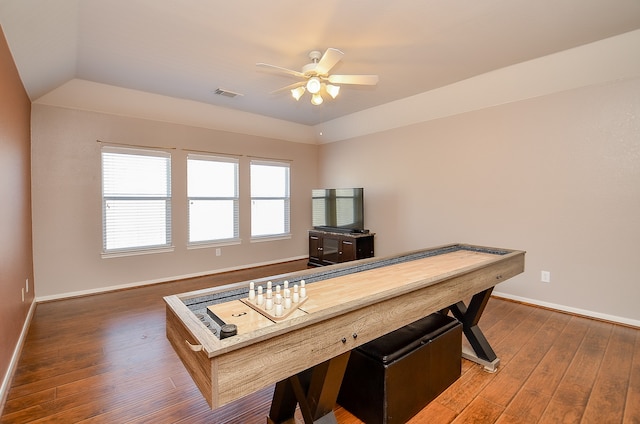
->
xmin=165 ymin=243 xmax=525 ymax=423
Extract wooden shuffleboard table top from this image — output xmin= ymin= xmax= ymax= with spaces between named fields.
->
xmin=164 ymin=243 xmax=525 ymax=409
xmin=207 ymin=248 xmax=497 ymax=337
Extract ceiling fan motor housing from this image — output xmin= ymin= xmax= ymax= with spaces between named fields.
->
xmin=303 ymin=51 xmax=323 ymax=76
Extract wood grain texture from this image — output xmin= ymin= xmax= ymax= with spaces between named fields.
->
xmin=582 ymin=324 xmax=636 ymax=423
xmin=624 ymin=329 xmax=640 ymax=423
xmin=2 ymin=258 xmax=639 ymax=423
xmin=165 ymin=245 xmax=525 ymax=408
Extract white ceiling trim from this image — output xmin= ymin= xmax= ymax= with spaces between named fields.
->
xmin=34 ymin=80 xmax=317 ymax=144
xmin=34 ymin=30 xmax=640 ymax=145
xmin=314 ymin=30 xmax=640 ymax=144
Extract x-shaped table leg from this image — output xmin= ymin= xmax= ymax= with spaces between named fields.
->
xmin=445 ymin=287 xmax=500 ymax=372
xmin=267 ymin=352 xmax=351 ymax=424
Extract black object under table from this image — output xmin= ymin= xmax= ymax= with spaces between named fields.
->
xmin=338 ymin=312 xmax=462 ymax=424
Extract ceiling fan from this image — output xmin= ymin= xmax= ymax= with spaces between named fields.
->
xmin=256 ymin=48 xmax=379 ymax=105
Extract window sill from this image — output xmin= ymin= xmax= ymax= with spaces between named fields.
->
xmin=101 ymin=246 xmax=175 ymax=259
xmin=250 ymin=234 xmax=292 ymax=243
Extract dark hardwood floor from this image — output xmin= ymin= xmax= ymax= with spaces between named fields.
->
xmin=2 ymin=259 xmax=639 ymax=423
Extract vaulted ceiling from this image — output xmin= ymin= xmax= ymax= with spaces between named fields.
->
xmin=2 ymin=0 xmax=640 ymax=127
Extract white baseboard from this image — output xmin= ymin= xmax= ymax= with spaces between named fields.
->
xmin=35 ymin=255 xmax=308 ymax=303
xmin=492 ymin=291 xmax=640 ymax=328
xmin=0 ymin=299 xmax=37 ymax=416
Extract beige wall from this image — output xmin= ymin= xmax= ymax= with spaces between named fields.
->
xmin=319 ymin=77 xmax=640 ymax=324
xmin=0 ymin=26 xmax=34 ymax=402
xmin=31 ymin=105 xmax=318 ymax=298
xmin=23 ymin=29 xmax=640 ymax=326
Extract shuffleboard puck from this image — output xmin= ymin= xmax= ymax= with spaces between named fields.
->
xmin=220 ymin=324 xmax=237 ymax=339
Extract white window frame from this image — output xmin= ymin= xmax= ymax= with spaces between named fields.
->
xmin=250 ymin=160 xmax=291 ymax=240
xmin=187 ymin=154 xmax=240 ymax=247
xmin=101 ymin=146 xmax=172 ymax=256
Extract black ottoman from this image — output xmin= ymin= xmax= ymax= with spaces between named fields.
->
xmin=338 ymin=313 xmax=462 ymax=424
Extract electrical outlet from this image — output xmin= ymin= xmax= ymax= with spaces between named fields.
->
xmin=216 ymin=248 xmax=221 ymax=257
xmin=541 ymin=271 xmax=551 ymax=283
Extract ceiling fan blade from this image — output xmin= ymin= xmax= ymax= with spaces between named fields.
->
xmin=270 ymin=81 xmax=306 ymax=94
xmin=328 ymin=74 xmax=379 ymax=85
xmin=315 ymin=48 xmax=344 ymax=75
xmin=256 ymin=62 xmax=306 ymax=79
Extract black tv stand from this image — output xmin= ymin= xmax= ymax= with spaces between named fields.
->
xmin=308 ymin=229 xmax=375 ymax=267
xmin=313 ymin=226 xmax=369 ymax=235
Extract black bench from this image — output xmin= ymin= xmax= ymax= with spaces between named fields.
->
xmin=338 ymin=312 xmax=462 ymax=424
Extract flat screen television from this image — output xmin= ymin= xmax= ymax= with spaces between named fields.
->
xmin=312 ymin=188 xmax=365 ymax=233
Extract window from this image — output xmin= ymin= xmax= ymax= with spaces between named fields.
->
xmin=101 ymin=146 xmax=172 ymax=254
xmin=187 ymin=154 xmax=239 ymax=244
xmin=250 ymin=160 xmax=290 ymax=238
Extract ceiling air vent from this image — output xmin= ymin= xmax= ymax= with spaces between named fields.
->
xmin=214 ymin=88 xmax=243 ymax=98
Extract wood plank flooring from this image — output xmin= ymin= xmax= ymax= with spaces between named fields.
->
xmin=2 ymin=259 xmax=639 ymax=423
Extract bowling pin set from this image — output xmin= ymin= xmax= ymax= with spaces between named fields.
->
xmin=243 ymin=279 xmax=308 ymax=320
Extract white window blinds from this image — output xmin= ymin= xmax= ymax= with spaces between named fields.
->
xmin=102 ymin=146 xmax=172 ymax=253
xmin=250 ymin=160 xmax=290 ymax=238
xmin=187 ymin=154 xmax=239 ymax=244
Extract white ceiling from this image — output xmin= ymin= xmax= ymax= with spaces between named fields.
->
xmin=1 ymin=0 xmax=640 ymax=127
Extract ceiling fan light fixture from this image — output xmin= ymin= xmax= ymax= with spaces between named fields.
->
xmin=326 ymin=84 xmax=340 ymax=99
xmin=306 ymin=77 xmax=321 ymax=94
xmin=258 ymin=48 xmax=378 ymax=106
xmin=311 ymin=93 xmax=323 ymax=105
xmin=291 ymin=86 xmax=305 ymax=100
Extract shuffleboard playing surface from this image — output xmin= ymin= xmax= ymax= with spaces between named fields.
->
xmin=206 ymin=249 xmax=496 ymax=336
